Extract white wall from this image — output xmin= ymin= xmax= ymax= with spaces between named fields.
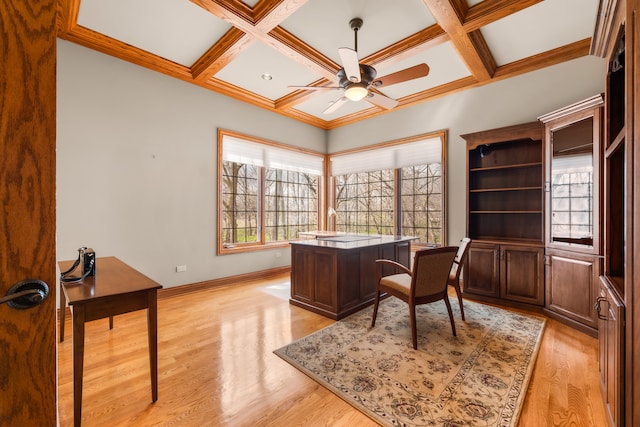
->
xmin=57 ymin=39 xmax=605 ymax=289
xmin=56 ymin=40 xmax=325 ymax=287
xmin=328 ymin=55 xmax=606 ymax=245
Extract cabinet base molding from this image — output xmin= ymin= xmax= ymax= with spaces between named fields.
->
xmin=542 ymin=308 xmax=597 ymax=338
xmin=289 ymin=294 xmax=387 ymax=321
xmin=459 ymin=291 xmax=545 ymax=315
xmin=460 ymin=292 xmax=598 ymax=338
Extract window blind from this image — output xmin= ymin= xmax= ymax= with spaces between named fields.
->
xmin=552 ymin=153 xmax=592 ymax=172
xmin=222 ymin=135 xmax=323 ymax=175
xmin=330 ymin=136 xmax=442 ymax=176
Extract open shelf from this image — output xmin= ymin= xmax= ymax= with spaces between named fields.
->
xmin=604 ymin=127 xmax=625 ymax=158
xmin=469 ymin=186 xmax=542 ymax=193
xmin=463 ymin=123 xmax=544 ymax=244
xmin=469 ymin=162 xmax=542 ymax=172
xmin=470 ymin=210 xmax=542 ymax=214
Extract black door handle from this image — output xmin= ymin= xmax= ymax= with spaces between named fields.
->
xmin=0 ymin=279 xmax=49 ymax=310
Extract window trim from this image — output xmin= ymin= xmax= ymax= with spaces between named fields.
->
xmin=217 ymin=129 xmax=326 ymax=255
xmin=327 ymin=130 xmax=447 ymax=247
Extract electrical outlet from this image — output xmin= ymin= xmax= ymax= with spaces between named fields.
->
xmin=176 ymin=265 xmax=187 ymax=272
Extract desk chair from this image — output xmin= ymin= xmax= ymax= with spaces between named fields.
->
xmin=371 ymin=246 xmax=458 ymax=349
xmin=448 ymin=237 xmax=472 ymax=321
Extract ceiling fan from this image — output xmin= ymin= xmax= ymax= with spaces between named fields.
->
xmin=289 ymin=18 xmax=430 ymax=114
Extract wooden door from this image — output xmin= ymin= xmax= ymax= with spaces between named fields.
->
xmin=0 ymin=1 xmax=57 ymax=425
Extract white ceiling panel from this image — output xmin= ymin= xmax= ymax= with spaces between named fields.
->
xmin=78 ymin=0 xmax=230 ymax=66
xmin=214 ymin=41 xmax=323 ymax=100
xmin=376 ymin=42 xmax=471 ymax=100
xmin=63 ymin=0 xmax=603 ymax=128
xmin=280 ymin=0 xmax=436 ymax=65
xmin=481 ymin=0 xmax=600 ymax=66
xmin=241 ymin=0 xmax=260 ymax=7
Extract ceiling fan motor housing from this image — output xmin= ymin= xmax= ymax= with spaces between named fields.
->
xmin=337 ymin=64 xmax=376 ymax=89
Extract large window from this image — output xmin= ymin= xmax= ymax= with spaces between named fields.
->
xmin=218 ymin=130 xmax=324 ymax=254
xmin=329 ymin=132 xmax=445 ymax=245
xmin=334 ymin=170 xmax=395 ymax=235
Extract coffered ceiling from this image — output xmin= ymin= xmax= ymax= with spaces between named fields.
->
xmin=57 ymin=0 xmax=601 ymax=129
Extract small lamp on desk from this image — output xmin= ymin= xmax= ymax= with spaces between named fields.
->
xmin=327 ymin=207 xmax=337 ymax=231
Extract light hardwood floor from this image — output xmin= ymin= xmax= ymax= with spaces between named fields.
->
xmin=57 ymin=275 xmax=608 ymax=426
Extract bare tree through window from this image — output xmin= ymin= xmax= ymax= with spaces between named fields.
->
xmin=331 ymin=133 xmax=445 ymax=245
xmin=218 ymin=130 xmax=323 ymax=253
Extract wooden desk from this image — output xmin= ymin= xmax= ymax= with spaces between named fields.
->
xmin=290 ymin=235 xmax=414 ymax=319
xmin=59 ymin=256 xmax=162 ymax=427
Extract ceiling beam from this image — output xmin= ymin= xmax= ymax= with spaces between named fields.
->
xmin=191 ymin=0 xmax=337 ymax=82
xmin=56 ymin=0 xmax=593 ymax=130
xmin=191 ymin=28 xmax=255 ymax=82
xmin=464 ymin=0 xmax=544 ymax=31
xmin=422 ymin=0 xmax=496 ymax=80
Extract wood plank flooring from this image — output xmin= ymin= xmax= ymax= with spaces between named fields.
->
xmin=57 ymin=275 xmax=608 ymax=426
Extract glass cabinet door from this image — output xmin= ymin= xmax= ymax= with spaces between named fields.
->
xmin=540 ymin=95 xmax=603 ymax=254
xmin=550 ymin=117 xmax=595 ymax=247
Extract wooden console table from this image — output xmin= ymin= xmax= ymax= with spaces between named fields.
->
xmin=59 ymin=256 xmax=162 ymax=427
xmin=290 ymin=235 xmax=414 ymax=319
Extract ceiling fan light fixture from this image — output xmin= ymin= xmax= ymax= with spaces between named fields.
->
xmin=344 ymin=83 xmax=368 ymax=101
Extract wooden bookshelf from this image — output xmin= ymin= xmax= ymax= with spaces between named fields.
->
xmin=462 ymin=122 xmax=545 ymax=306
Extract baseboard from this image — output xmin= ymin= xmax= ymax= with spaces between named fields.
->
xmin=157 ymin=266 xmax=291 ymax=299
xmin=57 ymin=266 xmax=291 ymax=319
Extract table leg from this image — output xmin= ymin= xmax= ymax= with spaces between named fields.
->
xmin=59 ymin=281 xmax=66 ymax=342
xmin=147 ymin=290 xmax=158 ymax=402
xmin=109 ymin=316 xmax=113 ymax=330
xmin=72 ymin=306 xmax=86 ymax=427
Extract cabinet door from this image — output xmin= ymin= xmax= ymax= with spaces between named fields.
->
xmin=291 ymin=246 xmax=337 ymax=311
xmin=546 ymin=249 xmax=600 ymax=328
xmin=464 ymin=242 xmax=500 ymax=297
xmin=597 ymin=278 xmax=625 ymax=427
xmin=500 ymin=245 xmax=544 ymax=305
xmin=541 ymin=97 xmax=602 ymax=255
xmin=291 ymin=247 xmax=315 ymax=302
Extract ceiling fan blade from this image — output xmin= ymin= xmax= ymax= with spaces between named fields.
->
xmin=373 ymin=63 xmax=430 ymax=87
xmin=338 ymin=47 xmax=361 ymax=83
xmin=323 ymin=97 xmax=349 ymax=115
xmin=366 ymin=92 xmax=399 ymax=110
xmin=288 ymin=85 xmax=341 ymax=91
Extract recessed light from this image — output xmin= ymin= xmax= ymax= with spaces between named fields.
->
xmin=261 ymin=73 xmax=273 ymax=81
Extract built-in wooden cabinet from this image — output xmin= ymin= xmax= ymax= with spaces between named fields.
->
xmin=462 ymin=122 xmax=545 ymax=307
xmin=466 ymin=242 xmax=544 ymax=306
xmin=596 ymin=277 xmax=625 ymax=427
xmin=500 ymin=244 xmax=544 ymax=305
xmin=591 ymin=0 xmax=636 ymax=424
xmin=539 ymin=95 xmax=604 ymax=336
xmin=545 ymin=248 xmax=600 ymax=330
xmin=465 ymin=242 xmax=499 ymax=297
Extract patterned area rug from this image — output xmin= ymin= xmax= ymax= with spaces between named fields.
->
xmin=275 ymin=297 xmax=546 ymax=426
